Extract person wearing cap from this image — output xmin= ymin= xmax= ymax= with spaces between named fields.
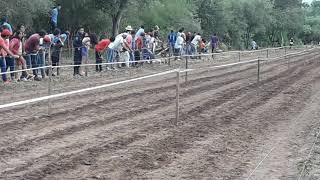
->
xmin=107 ymin=33 xmax=131 ymax=70
xmin=122 ymin=26 xmax=133 ymax=67
xmin=25 ymin=30 xmax=51 ymax=81
xmin=0 ymin=29 xmax=19 ymax=84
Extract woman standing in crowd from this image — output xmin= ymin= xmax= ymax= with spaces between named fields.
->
xmin=9 ymin=30 xmax=33 ymax=81
xmin=0 ymin=29 xmax=19 ymax=84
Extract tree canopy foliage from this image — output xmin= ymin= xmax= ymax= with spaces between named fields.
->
xmin=1 ymin=0 xmax=320 ymax=49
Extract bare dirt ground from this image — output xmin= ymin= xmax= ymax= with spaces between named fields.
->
xmin=1 ymin=47 xmax=320 ymax=179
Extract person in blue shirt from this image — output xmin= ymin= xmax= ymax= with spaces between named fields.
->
xmin=50 ymin=4 xmax=62 ymax=31
xmin=168 ymin=30 xmax=177 ymax=57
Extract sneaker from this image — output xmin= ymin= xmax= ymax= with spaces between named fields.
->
xmin=34 ymin=76 xmax=42 ymax=81
xmin=20 ymin=77 xmax=28 ymax=82
xmin=27 ymin=74 xmax=35 ymax=80
xmin=3 ymin=80 xmax=11 ymax=84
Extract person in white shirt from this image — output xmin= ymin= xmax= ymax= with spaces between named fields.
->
xmin=191 ymin=33 xmax=201 ymax=57
xmin=174 ymin=33 xmax=184 ymax=58
xmin=107 ymin=34 xmax=131 ymax=69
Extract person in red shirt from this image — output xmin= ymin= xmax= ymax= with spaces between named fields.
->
xmin=24 ymin=30 xmax=50 ymax=81
xmin=9 ymin=30 xmax=33 ymax=81
xmin=95 ymin=38 xmax=112 ymax=72
xmin=0 ymin=29 xmax=19 ymax=83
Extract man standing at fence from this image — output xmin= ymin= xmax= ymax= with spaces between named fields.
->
xmin=168 ymin=30 xmax=176 ymax=57
xmin=211 ymin=33 xmax=219 ymax=53
xmin=73 ymin=27 xmax=84 ymax=77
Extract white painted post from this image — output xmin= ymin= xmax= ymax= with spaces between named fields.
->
xmin=175 ymin=70 xmax=180 ymax=126
xmin=48 ymin=47 xmax=52 ymax=116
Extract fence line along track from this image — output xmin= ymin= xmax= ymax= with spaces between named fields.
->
xmin=0 ymin=46 xmax=310 ymax=75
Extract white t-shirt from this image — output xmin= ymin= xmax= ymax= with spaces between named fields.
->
xmin=109 ymin=36 xmax=124 ymax=51
xmin=175 ymin=36 xmax=184 ymax=49
xmin=191 ymin=35 xmax=201 ymax=46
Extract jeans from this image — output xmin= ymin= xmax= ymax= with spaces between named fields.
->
xmin=24 ymin=55 xmax=32 ymax=69
xmin=38 ymin=52 xmax=46 ymax=78
xmin=74 ymin=48 xmax=82 ymax=75
xmin=5 ymin=57 xmax=15 ymax=79
xmin=142 ymin=48 xmax=155 ymax=60
xmin=169 ymin=43 xmax=175 ymax=56
xmin=106 ymin=48 xmax=118 ymax=68
xmin=95 ymin=51 xmax=102 ymax=72
xmin=0 ymin=57 xmax=7 ymax=82
xmin=190 ymin=44 xmax=197 ymax=58
xmin=29 ymin=54 xmax=40 ymax=77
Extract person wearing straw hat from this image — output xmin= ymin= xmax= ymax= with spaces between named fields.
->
xmin=0 ymin=28 xmax=19 ymax=84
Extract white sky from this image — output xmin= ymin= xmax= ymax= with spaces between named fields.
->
xmin=303 ymin=0 xmax=313 ymax=4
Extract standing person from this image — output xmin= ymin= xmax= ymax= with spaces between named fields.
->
xmin=174 ymin=32 xmax=184 ymax=59
xmin=1 ymin=17 xmax=13 ymax=34
xmin=95 ymin=38 xmax=111 ymax=72
xmin=9 ymin=30 xmax=33 ymax=81
xmin=168 ymin=30 xmax=176 ymax=57
xmin=289 ymin=38 xmax=294 ymax=49
xmin=51 ymin=29 xmax=66 ymax=76
xmin=81 ymin=32 xmax=91 ymax=76
xmin=185 ymin=32 xmax=192 ymax=55
xmin=211 ymin=33 xmax=219 ymax=53
xmin=190 ymin=33 xmax=202 ymax=58
xmin=124 ymin=26 xmax=134 ymax=66
xmin=25 ymin=30 xmax=51 ymax=81
xmin=0 ymin=29 xmax=19 ymax=84
xmin=73 ymin=27 xmax=84 ymax=76
xmin=251 ymin=40 xmax=258 ymax=50
xmin=50 ymin=4 xmax=62 ymax=31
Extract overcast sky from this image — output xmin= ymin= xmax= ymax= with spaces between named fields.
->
xmin=303 ymin=0 xmax=313 ymax=4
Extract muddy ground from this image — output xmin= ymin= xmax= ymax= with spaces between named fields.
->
xmin=1 ymin=47 xmax=320 ymax=179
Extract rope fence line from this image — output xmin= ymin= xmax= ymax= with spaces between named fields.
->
xmin=0 ymin=46 xmax=315 ymax=76
xmin=245 ymin=51 xmax=320 ymax=180
xmin=0 ymin=69 xmax=177 ymax=109
xmin=0 ymin=47 xmax=314 ymax=110
xmin=297 ymin=128 xmax=320 ymax=180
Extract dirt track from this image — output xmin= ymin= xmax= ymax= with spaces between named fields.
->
xmin=1 ymin=48 xmax=320 ymax=179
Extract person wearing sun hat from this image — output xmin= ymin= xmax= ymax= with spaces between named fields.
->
xmin=0 ymin=28 xmax=19 ymax=84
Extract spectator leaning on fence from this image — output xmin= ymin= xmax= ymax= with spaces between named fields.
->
xmin=0 ymin=29 xmax=19 ymax=84
xmin=95 ymin=37 xmax=112 ymax=72
xmin=9 ymin=30 xmax=33 ymax=81
xmin=24 ymin=30 xmax=51 ymax=81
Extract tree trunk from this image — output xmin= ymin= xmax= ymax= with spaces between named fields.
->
xmin=112 ymin=15 xmax=122 ymax=37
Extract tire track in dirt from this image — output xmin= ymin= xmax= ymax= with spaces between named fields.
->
xmin=1 ymin=52 xmax=316 ymax=178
